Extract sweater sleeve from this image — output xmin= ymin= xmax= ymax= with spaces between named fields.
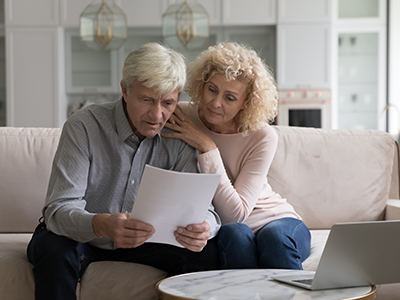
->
xmin=197 ymin=127 xmax=278 ymax=224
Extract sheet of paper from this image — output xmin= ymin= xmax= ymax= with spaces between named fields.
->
xmin=130 ymin=165 xmax=221 ymax=248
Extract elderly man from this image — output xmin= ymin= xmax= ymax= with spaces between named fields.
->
xmin=27 ymin=43 xmax=221 ymax=300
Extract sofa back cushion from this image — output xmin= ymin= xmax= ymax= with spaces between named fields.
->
xmin=0 ymin=127 xmax=61 ymax=233
xmin=1 ymin=125 xmax=398 ymax=233
xmin=269 ymin=126 xmax=399 ymax=230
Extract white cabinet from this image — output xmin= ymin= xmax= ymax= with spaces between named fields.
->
xmin=6 ymin=28 xmax=66 ymax=127
xmin=332 ymin=27 xmax=386 ymax=131
xmin=121 ymin=0 xmax=168 ymax=27
xmin=278 ymin=0 xmax=331 ymax=23
xmin=65 ymin=30 xmax=120 ymax=94
xmin=223 ymin=26 xmax=276 ymax=74
xmin=277 ymin=23 xmax=331 ymax=89
xmin=334 ymin=0 xmax=386 ymax=25
xmin=198 ymin=0 xmax=222 ymax=26
xmin=0 ymin=36 xmax=5 ymax=126
xmin=331 ymin=0 xmax=387 ymax=131
xmin=0 ymin=0 xmax=5 ymax=126
xmin=276 ymin=0 xmax=332 ymax=89
xmin=60 ymin=0 xmax=218 ymax=28
xmin=222 ymin=0 xmax=276 ymax=25
xmin=60 ymin=0 xmax=92 ymax=28
xmin=5 ymin=0 xmax=59 ymax=26
xmin=388 ymin=0 xmax=400 ymax=138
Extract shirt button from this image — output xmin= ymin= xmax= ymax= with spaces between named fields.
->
xmin=131 ymin=179 xmax=135 ymax=185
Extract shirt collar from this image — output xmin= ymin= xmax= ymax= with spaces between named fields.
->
xmin=115 ymin=98 xmax=161 ymax=144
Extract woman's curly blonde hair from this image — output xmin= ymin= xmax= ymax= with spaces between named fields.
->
xmin=186 ymin=42 xmax=278 ymax=134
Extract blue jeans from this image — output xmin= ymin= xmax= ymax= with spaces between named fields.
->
xmin=218 ymin=218 xmax=311 ymax=269
xmin=27 ymin=222 xmax=219 ymax=300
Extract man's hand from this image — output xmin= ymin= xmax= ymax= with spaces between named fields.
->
xmin=174 ymin=221 xmax=210 ymax=252
xmin=92 ymin=213 xmax=155 ymax=248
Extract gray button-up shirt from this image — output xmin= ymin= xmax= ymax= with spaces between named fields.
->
xmin=43 ymin=99 xmax=221 ymax=250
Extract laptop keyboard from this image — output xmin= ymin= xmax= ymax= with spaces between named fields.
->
xmin=293 ymin=279 xmax=314 ymax=285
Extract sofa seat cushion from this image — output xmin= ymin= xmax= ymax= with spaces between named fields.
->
xmin=80 ymin=261 xmax=167 ymax=300
xmin=0 ymin=234 xmax=34 ymax=300
xmin=0 ymin=233 xmax=167 ymax=300
xmin=0 ymin=231 xmax=326 ymax=299
xmin=302 ymin=229 xmax=329 ymax=271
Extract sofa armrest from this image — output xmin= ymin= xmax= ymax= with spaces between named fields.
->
xmin=385 ymin=199 xmax=400 ymax=220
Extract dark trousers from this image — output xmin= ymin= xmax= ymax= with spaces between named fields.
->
xmin=27 ymin=223 xmax=219 ymax=300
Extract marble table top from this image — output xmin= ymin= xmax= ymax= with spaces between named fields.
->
xmin=156 ymin=269 xmax=374 ymax=300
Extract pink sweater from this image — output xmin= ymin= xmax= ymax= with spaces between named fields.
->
xmin=181 ymin=102 xmax=301 ymax=233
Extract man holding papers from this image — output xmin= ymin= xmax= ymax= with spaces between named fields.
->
xmin=26 ymin=43 xmax=221 ymax=300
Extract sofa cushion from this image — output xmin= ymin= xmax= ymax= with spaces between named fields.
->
xmin=80 ymin=261 xmax=167 ymax=300
xmin=0 ymin=127 xmax=61 ymax=233
xmin=0 ymin=234 xmax=34 ymax=300
xmin=269 ymin=126 xmax=397 ymax=229
xmin=302 ymin=229 xmax=329 ymax=271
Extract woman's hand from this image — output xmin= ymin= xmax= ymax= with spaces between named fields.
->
xmin=163 ymin=104 xmax=217 ymax=154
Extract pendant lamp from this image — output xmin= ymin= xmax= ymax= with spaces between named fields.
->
xmin=80 ymin=0 xmax=128 ymax=51
xmin=162 ymin=0 xmax=210 ymax=50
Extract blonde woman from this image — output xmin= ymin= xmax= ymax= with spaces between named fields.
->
xmin=163 ymin=42 xmax=310 ymax=269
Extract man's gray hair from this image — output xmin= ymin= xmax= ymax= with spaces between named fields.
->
xmin=121 ymin=43 xmax=186 ymax=95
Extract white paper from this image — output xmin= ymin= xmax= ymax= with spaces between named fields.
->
xmin=130 ymin=165 xmax=221 ymax=247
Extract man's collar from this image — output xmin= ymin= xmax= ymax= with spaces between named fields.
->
xmin=115 ymin=98 xmax=161 ymax=144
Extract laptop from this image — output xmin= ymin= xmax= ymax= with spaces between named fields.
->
xmin=271 ymin=220 xmax=400 ymax=290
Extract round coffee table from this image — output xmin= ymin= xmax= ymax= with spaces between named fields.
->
xmin=156 ymin=269 xmax=376 ymax=300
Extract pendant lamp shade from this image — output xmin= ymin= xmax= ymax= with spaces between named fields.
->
xmin=162 ymin=0 xmax=210 ymax=50
xmin=80 ymin=0 xmax=128 ymax=51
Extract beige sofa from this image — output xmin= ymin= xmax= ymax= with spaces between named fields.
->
xmin=1 ymin=125 xmax=400 ymax=300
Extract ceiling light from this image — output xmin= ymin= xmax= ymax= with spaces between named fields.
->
xmin=80 ymin=0 xmax=128 ymax=51
xmin=162 ymin=0 xmax=210 ymax=50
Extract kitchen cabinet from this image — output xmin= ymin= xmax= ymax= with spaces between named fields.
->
xmin=333 ymin=28 xmax=386 ymax=131
xmin=0 ymin=0 xmax=4 ymax=126
xmin=275 ymin=0 xmax=333 ymax=129
xmin=278 ymin=0 xmax=331 ymax=23
xmin=331 ymin=0 xmax=387 ymax=131
xmin=223 ymin=26 xmax=276 ymax=74
xmin=276 ymin=0 xmax=332 ymax=89
xmin=197 ymin=0 xmax=222 ymax=26
xmin=66 ymin=25 xmax=276 ymax=101
xmin=6 ymin=28 xmax=66 ymax=127
xmin=65 ymin=29 xmax=120 ymax=94
xmin=164 ymin=0 xmax=275 ymax=27
xmin=62 ymin=0 xmax=221 ymax=29
xmin=0 ymin=35 xmax=5 ymax=126
xmin=277 ymin=23 xmax=331 ymax=89
xmin=0 ymin=0 xmax=3 ymax=25
xmin=5 ymin=0 xmax=59 ymax=26
xmin=335 ymin=0 xmax=386 ymax=25
xmin=60 ymin=0 xmax=92 ymax=28
xmin=121 ymin=0 xmax=168 ymax=27
xmin=222 ymin=0 xmax=276 ymax=25
xmin=388 ymin=0 xmax=400 ymax=138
